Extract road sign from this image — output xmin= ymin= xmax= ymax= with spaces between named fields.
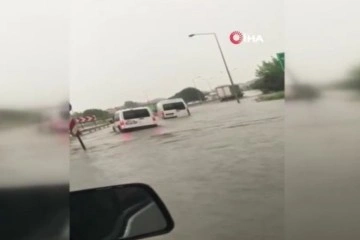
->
xmin=276 ymin=52 xmax=284 ymax=70
xmin=75 ymin=115 xmax=97 ymax=123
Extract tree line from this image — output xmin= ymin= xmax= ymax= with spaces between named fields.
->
xmin=75 ymin=55 xmax=287 ymax=118
xmin=74 ymin=87 xmax=206 ymax=119
xmin=72 ymin=109 xmax=112 ymax=120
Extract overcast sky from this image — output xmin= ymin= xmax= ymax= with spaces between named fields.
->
xmin=285 ymin=0 xmax=360 ymax=84
xmin=0 ymin=0 xmax=69 ymax=110
xmin=69 ymin=0 xmax=283 ymax=111
xmin=2 ymin=0 xmax=359 ymax=111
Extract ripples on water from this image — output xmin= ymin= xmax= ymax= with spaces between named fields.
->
xmin=71 ymin=98 xmax=284 ymax=240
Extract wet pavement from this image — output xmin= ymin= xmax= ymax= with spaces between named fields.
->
xmin=70 ymin=93 xmax=284 ymax=240
xmin=285 ymin=90 xmax=360 ymax=240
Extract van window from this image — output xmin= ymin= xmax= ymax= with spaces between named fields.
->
xmin=163 ymin=102 xmax=186 ymax=111
xmin=123 ymin=109 xmax=150 ymax=120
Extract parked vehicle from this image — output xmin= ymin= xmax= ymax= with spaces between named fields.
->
xmin=156 ymin=98 xmax=191 ymax=119
xmin=112 ymin=107 xmax=157 ymax=132
xmin=215 ymin=85 xmax=243 ymax=102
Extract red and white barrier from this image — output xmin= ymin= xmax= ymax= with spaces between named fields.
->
xmin=75 ymin=115 xmax=97 ymax=123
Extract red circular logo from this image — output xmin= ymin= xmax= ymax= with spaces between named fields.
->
xmin=230 ymin=31 xmax=243 ymax=44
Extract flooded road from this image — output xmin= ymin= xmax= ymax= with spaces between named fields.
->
xmin=70 ymin=96 xmax=284 ymax=240
xmin=286 ymin=90 xmax=360 ymax=240
xmin=0 ymin=125 xmax=68 ymax=187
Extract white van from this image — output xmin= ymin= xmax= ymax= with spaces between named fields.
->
xmin=156 ymin=98 xmax=191 ymax=119
xmin=112 ymin=107 xmax=157 ymax=132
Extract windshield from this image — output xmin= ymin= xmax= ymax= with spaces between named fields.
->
xmin=123 ymin=109 xmax=150 ymax=120
xmin=163 ymin=102 xmax=186 ymax=111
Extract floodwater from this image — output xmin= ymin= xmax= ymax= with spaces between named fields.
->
xmin=0 ymin=125 xmax=69 ymax=187
xmin=70 ymin=92 xmax=284 ymax=240
xmin=2 ymin=90 xmax=358 ymax=239
xmin=285 ymin=90 xmax=360 ymax=240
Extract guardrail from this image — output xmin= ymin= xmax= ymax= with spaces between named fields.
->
xmin=79 ymin=120 xmax=112 ymax=135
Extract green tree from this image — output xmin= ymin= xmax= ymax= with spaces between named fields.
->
xmin=170 ymin=87 xmax=205 ymax=102
xmin=71 ymin=112 xmax=83 ymax=118
xmin=251 ymin=57 xmax=285 ymax=93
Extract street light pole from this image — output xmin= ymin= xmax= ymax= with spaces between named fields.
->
xmin=189 ymin=33 xmax=240 ymax=103
xmin=213 ymin=34 xmax=240 ymax=103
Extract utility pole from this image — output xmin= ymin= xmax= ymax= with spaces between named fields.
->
xmin=189 ymin=33 xmax=240 ymax=103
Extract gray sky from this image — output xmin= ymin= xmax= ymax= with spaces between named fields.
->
xmin=70 ymin=0 xmax=283 ymax=111
xmin=0 ymin=0 xmax=69 ymax=110
xmin=285 ymin=0 xmax=360 ymax=84
xmin=2 ymin=0 xmax=359 ymax=111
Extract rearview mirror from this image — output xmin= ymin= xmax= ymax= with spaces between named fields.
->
xmin=70 ymin=183 xmax=174 ymax=240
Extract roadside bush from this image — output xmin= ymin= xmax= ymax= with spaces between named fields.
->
xmin=251 ymin=57 xmax=284 ymax=93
